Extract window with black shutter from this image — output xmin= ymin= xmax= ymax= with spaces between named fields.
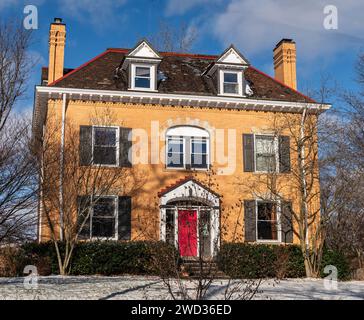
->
xmin=92 ymin=197 xmax=117 ymax=239
xmin=93 ymin=127 xmax=118 ymax=166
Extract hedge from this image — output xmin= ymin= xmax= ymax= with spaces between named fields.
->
xmin=217 ymin=243 xmax=351 ymax=280
xmin=1 ymin=241 xmax=351 ymax=280
xmin=6 ymin=241 xmax=179 ymax=277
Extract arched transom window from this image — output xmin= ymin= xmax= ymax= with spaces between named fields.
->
xmin=166 ymin=126 xmax=210 ymax=170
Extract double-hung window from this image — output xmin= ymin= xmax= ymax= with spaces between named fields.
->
xmin=134 ymin=66 xmax=151 ymax=89
xmin=223 ymin=72 xmax=239 ymax=94
xmin=257 ymin=201 xmax=279 ymax=241
xmin=166 ymin=126 xmax=210 ymax=170
xmin=93 ymin=127 xmax=118 ymax=166
xmin=91 ymin=196 xmax=117 ymax=239
xmin=167 ymin=137 xmax=184 ymax=168
xmin=255 ymin=135 xmax=277 ymax=172
xmin=191 ymin=138 xmax=208 ymax=169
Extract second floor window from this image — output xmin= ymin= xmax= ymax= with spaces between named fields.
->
xmin=167 ymin=137 xmax=184 ymax=168
xmin=93 ymin=127 xmax=118 ymax=166
xmin=255 ymin=135 xmax=277 ymax=172
xmin=191 ymin=138 xmax=208 ymax=169
xmin=166 ymin=126 xmax=209 ymax=170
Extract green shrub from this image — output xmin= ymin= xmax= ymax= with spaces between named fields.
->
xmin=217 ymin=243 xmax=305 ymax=279
xmin=14 ymin=241 xmax=178 ymax=276
xmin=217 ymin=243 xmax=350 ymax=280
xmin=320 ymin=248 xmax=351 ymax=281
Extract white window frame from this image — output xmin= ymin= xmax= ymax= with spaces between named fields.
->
xmin=166 ymin=136 xmax=186 ymax=170
xmin=190 ymin=137 xmax=210 ymax=170
xmin=254 ymin=134 xmax=279 ymax=173
xmin=130 ymin=63 xmax=157 ymax=91
xmin=256 ymin=199 xmax=282 ymax=244
xmin=219 ymin=69 xmax=243 ymax=97
xmin=91 ymin=126 xmax=119 ymax=167
xmin=90 ymin=195 xmax=118 ymax=241
xmin=165 ymin=127 xmax=210 ymax=171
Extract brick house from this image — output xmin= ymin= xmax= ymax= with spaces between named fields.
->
xmin=32 ymin=19 xmax=330 ymax=259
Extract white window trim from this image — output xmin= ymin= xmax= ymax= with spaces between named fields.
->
xmin=90 ymin=195 xmax=118 ymax=241
xmin=255 ymin=199 xmax=282 ymax=244
xmin=91 ymin=125 xmax=119 ymax=168
xmin=253 ymin=133 xmax=279 ymax=173
xmin=218 ymin=69 xmax=244 ymax=97
xmin=130 ymin=63 xmax=157 ymax=92
xmin=165 ymin=135 xmax=210 ymax=171
xmin=190 ymin=137 xmax=210 ymax=171
xmin=166 ymin=136 xmax=186 ymax=170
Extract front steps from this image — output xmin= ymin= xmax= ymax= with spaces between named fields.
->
xmin=180 ymin=259 xmax=227 ymax=279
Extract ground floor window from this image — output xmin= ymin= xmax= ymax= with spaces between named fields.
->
xmin=92 ymin=197 xmax=117 ymax=239
xmin=257 ymin=201 xmax=279 ymax=241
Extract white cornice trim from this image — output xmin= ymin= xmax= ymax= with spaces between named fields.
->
xmin=35 ymin=85 xmax=331 ymax=112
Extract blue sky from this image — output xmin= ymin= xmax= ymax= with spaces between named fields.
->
xmin=1 ymin=0 xmax=364 ymax=111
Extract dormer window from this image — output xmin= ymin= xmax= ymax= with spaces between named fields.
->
xmin=205 ymin=45 xmax=251 ymax=98
xmin=122 ymin=40 xmax=162 ymax=92
xmin=219 ymin=70 xmax=243 ymax=96
xmin=223 ymin=71 xmax=240 ymax=95
xmin=130 ymin=64 xmax=156 ymax=91
xmin=135 ymin=66 xmax=151 ymax=89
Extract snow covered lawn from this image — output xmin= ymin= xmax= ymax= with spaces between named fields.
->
xmin=0 ymin=276 xmax=363 ymax=300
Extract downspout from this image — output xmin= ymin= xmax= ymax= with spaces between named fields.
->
xmin=59 ymin=93 xmax=67 ymax=241
xmin=300 ymin=108 xmax=309 ymax=250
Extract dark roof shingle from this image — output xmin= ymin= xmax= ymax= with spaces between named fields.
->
xmin=48 ymin=49 xmax=314 ymax=103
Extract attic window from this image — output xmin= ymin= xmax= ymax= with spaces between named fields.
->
xmin=223 ymin=72 xmax=239 ymax=94
xmin=219 ymin=70 xmax=243 ymax=96
xmin=135 ymin=67 xmax=151 ymax=88
xmin=130 ymin=64 xmax=156 ymax=91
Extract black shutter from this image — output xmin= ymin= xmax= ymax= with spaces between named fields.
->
xmin=118 ymin=196 xmax=131 ymax=240
xmin=79 ymin=126 xmax=92 ymax=166
xmin=243 ymin=134 xmax=255 ymax=172
xmin=119 ymin=127 xmax=132 ymax=167
xmin=244 ymin=200 xmax=256 ymax=242
xmin=281 ymin=201 xmax=293 ymax=243
xmin=279 ymin=136 xmax=291 ymax=173
xmin=77 ymin=195 xmax=91 ymax=240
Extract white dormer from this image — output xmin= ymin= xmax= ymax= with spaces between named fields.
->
xmin=217 ymin=46 xmax=250 ymax=65
xmin=122 ymin=40 xmax=162 ymax=92
xmin=206 ymin=45 xmax=251 ymax=98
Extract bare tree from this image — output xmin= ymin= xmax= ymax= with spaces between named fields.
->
xmin=150 ymin=168 xmax=262 ymax=300
xmin=0 ymin=20 xmax=33 ymax=132
xmin=150 ymin=20 xmax=198 ymax=53
xmin=34 ymin=108 xmax=146 ymax=275
xmin=322 ymin=54 xmax=364 ymax=270
xmin=0 ymin=113 xmax=37 ymax=244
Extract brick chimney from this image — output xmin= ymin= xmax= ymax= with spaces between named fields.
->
xmin=273 ymin=39 xmax=297 ymax=90
xmin=48 ymin=18 xmax=66 ymax=84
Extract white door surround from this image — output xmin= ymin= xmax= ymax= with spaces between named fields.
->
xmin=159 ymin=178 xmax=220 ymax=257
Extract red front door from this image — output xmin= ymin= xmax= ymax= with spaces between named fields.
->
xmin=178 ymin=210 xmax=197 ymax=257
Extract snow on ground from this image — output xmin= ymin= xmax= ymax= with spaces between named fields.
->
xmin=0 ymin=276 xmax=363 ymax=300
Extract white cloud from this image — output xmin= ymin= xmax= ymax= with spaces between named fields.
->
xmin=211 ymin=0 xmax=364 ymax=62
xmin=59 ymin=0 xmax=127 ymax=28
